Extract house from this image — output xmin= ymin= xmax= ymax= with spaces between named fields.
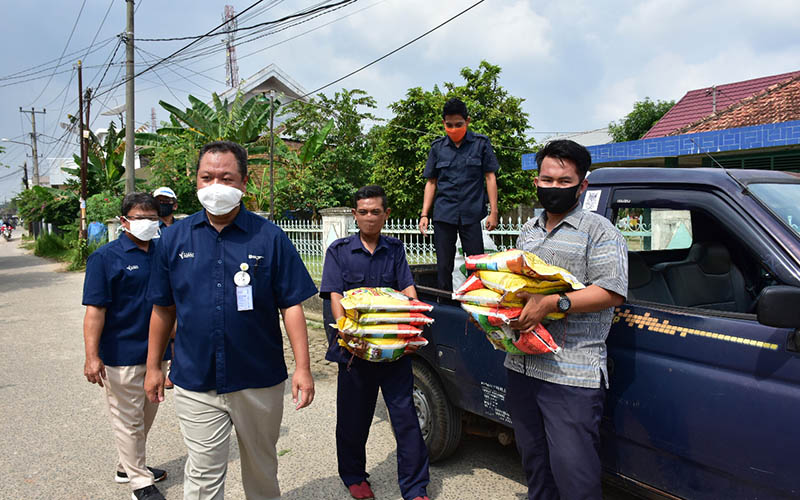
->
xmin=548 ymin=71 xmax=800 ymax=171
xmin=643 ymin=70 xmax=800 ymax=139
xmin=216 ymin=63 xmax=308 ymax=128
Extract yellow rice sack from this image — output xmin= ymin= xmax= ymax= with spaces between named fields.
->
xmin=338 ymin=334 xmax=428 ymax=362
xmin=344 ymin=310 xmax=435 ymax=326
xmin=477 ymin=270 xmax=574 ymax=296
xmin=453 ymin=275 xmax=565 ymax=321
xmin=334 ymin=317 xmax=422 ymax=338
xmin=465 ymin=250 xmax=585 ymax=289
xmin=340 ymin=287 xmax=433 ymax=313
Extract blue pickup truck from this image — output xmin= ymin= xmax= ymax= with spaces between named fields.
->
xmin=409 ymin=167 xmax=800 ymax=499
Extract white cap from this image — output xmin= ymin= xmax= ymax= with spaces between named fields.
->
xmin=152 ymin=186 xmax=177 ymax=199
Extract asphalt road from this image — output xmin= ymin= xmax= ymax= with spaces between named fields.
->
xmin=0 ymin=232 xmax=637 ymax=500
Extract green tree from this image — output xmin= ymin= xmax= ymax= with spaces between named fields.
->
xmin=13 ymin=185 xmax=77 ymax=229
xmin=144 ymin=140 xmax=202 ymax=215
xmin=372 ymin=61 xmax=536 ymax=218
xmin=137 ymin=91 xmax=276 ymax=213
xmin=274 ymin=88 xmax=378 ymax=217
xmin=608 ymin=97 xmax=675 ymax=142
xmin=63 ymin=121 xmax=129 ymax=197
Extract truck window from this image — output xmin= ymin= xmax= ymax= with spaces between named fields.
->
xmin=748 ymin=182 xmax=800 ymax=240
xmin=615 ymin=208 xmax=692 ymax=251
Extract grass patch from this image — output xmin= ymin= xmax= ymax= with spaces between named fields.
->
xmin=28 ymin=232 xmax=103 ymax=271
xmin=34 ymin=233 xmax=70 ymax=261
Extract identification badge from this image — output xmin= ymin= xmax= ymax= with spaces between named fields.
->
xmin=234 ymin=262 xmax=251 ymax=287
xmin=236 ymin=285 xmax=254 ymax=311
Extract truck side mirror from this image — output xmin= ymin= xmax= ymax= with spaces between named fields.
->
xmin=757 ymin=286 xmax=800 ymax=328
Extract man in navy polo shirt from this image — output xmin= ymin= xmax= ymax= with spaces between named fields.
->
xmin=82 ymin=192 xmax=170 ymax=500
xmin=144 ymin=140 xmax=318 ymax=500
xmin=321 ymin=185 xmax=430 ymax=500
xmin=419 ymin=97 xmax=500 ymax=291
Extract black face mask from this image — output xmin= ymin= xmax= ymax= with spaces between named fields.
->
xmin=537 ymin=184 xmax=581 ymax=214
xmin=158 ymin=202 xmax=175 ymax=217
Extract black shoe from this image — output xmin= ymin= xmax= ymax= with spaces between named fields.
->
xmin=115 ymin=467 xmax=167 ymax=483
xmin=131 ymin=485 xmax=165 ymax=500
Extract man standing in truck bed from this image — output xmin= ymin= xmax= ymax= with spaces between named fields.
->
xmin=419 ymin=97 xmax=499 ymax=291
xmin=509 ymin=139 xmax=628 ymax=500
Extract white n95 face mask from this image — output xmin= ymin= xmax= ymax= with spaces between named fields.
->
xmin=125 ymin=219 xmax=160 ymax=241
xmin=197 ymin=183 xmax=243 ymax=216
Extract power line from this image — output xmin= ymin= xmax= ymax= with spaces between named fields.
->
xmin=0 ymin=35 xmax=117 ymax=82
xmin=28 ymin=0 xmax=88 ymax=105
xmin=302 ymin=0 xmax=486 ymax=98
xmin=93 ymin=0 xmax=269 ymax=100
xmin=134 ymin=0 xmax=355 ymax=41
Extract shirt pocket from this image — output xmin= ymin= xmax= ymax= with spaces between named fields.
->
xmin=381 ymin=271 xmax=399 ymax=290
xmin=342 ymin=270 xmax=365 ymax=292
xmin=465 ymin=156 xmax=484 ymax=180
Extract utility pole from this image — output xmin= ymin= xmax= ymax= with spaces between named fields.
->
xmin=78 ymin=60 xmax=88 ymax=240
xmin=269 ymin=90 xmax=275 ymax=221
xmin=124 ymin=0 xmax=136 ymax=194
xmin=21 ymin=162 xmax=29 ymax=190
xmin=19 ymin=107 xmax=45 ymax=186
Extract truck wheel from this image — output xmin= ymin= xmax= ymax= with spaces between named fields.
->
xmin=412 ymin=359 xmax=462 ymax=462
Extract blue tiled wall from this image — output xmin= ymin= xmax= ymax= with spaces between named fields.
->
xmin=521 ymin=120 xmax=800 ymax=169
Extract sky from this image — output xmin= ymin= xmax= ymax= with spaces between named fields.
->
xmin=1 ymin=0 xmax=799 ymax=202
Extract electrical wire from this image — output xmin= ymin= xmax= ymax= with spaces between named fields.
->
xmin=28 ymin=0 xmax=88 ymax=105
xmin=301 ymin=0 xmax=485 ymax=98
xmin=134 ymin=0 xmax=354 ymax=41
xmin=93 ymin=0 xmax=269 ymax=100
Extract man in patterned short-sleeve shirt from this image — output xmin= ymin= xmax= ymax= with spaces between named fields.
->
xmin=506 ymin=139 xmax=628 ymax=500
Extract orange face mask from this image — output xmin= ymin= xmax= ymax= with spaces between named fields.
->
xmin=446 ymin=125 xmax=467 ymax=143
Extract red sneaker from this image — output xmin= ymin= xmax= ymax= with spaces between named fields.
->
xmin=348 ymin=481 xmax=375 ymax=499
xmin=412 ymin=497 xmax=430 ymax=500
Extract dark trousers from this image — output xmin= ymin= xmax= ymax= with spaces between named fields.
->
xmin=433 ymin=220 xmax=485 ymax=291
xmin=505 ymin=369 xmax=605 ymax=500
xmin=336 ymin=355 xmax=430 ymax=500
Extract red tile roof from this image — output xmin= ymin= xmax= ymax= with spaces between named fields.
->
xmin=673 ymin=75 xmax=800 ymax=134
xmin=642 ymin=70 xmax=800 ymax=139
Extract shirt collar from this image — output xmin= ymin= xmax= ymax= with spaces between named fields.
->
xmin=119 ymin=232 xmax=151 ymax=253
xmin=445 ymin=129 xmax=476 ymax=148
xmin=348 ymin=233 xmax=389 ymax=254
xmin=533 ymin=204 xmax=584 ymax=231
xmin=191 ymin=203 xmax=251 ymax=233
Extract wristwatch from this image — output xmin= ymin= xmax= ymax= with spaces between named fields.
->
xmin=557 ymin=293 xmax=571 ymax=313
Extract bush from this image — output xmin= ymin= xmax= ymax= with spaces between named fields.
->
xmin=87 ymin=192 xmax=121 ymax=224
xmin=34 ymin=233 xmax=70 ymax=260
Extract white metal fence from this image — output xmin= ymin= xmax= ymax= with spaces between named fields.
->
xmin=276 ymin=219 xmax=324 ymax=280
xmin=346 ymin=218 xmax=526 ymax=264
xmin=277 ymin=216 xmax=527 ymax=281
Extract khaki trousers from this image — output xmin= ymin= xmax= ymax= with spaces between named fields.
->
xmin=103 ymin=362 xmax=165 ymax=491
xmin=174 ymin=382 xmax=285 ymax=500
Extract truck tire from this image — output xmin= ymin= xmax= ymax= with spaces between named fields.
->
xmin=412 ymin=358 xmax=462 ymax=462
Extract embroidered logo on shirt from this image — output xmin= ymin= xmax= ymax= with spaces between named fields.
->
xmin=248 ymin=254 xmax=264 ymax=262
xmin=126 ymin=265 xmax=139 ymax=271
xmin=179 ymin=251 xmax=195 ymax=260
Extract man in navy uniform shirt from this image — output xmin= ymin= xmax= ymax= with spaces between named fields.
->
xmin=144 ymin=140 xmax=318 ymax=499
xmin=82 ymin=192 xmax=170 ymax=500
xmin=419 ymin=97 xmax=500 ymax=291
xmin=321 ymin=185 xmax=430 ymax=500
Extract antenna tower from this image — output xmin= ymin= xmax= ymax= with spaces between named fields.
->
xmin=223 ymin=5 xmax=240 ymax=88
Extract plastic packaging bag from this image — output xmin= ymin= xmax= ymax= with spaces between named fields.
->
xmin=335 ymin=317 xmax=422 ymax=338
xmin=344 ymin=310 xmax=435 ymax=326
xmin=338 ymin=334 xmax=429 ymax=362
xmin=453 ymin=277 xmax=565 ymax=321
xmin=340 ymin=287 xmax=434 ymax=313
xmin=477 ymin=270 xmax=572 ymax=296
xmin=465 ymin=250 xmax=585 ymax=290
